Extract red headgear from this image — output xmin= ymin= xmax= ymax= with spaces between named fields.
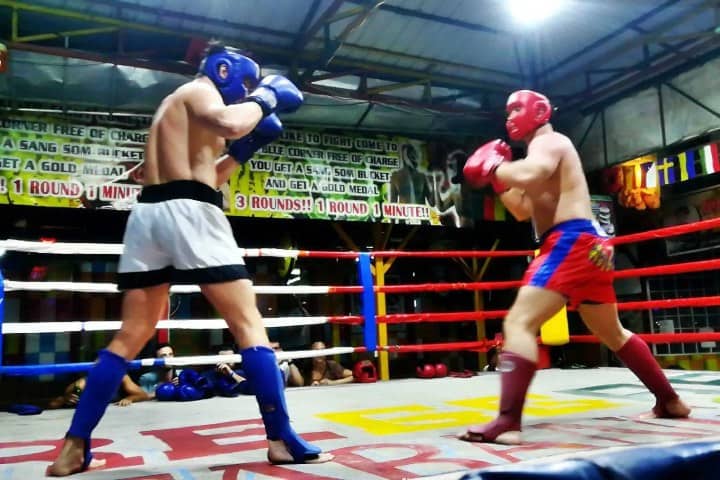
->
xmin=505 ymin=90 xmax=552 ymax=141
xmin=353 ymin=360 xmax=378 ymax=383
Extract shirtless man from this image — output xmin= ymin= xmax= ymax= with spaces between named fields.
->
xmin=309 ymin=341 xmax=354 ymax=386
xmin=47 ymin=43 xmax=331 ymax=476
xmin=460 ymin=89 xmax=690 ymax=445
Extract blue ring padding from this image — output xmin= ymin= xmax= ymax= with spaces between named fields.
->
xmin=459 ymin=440 xmax=720 ymax=480
xmin=358 ymin=252 xmax=377 ymax=353
xmin=0 ymin=358 xmax=164 ymax=376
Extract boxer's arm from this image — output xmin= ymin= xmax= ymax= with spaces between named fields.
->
xmin=186 ymin=83 xmax=264 ymax=139
xmin=498 ymin=187 xmax=532 ymax=221
xmin=495 ymin=136 xmax=561 ymax=188
xmin=116 ymin=374 xmax=152 ymax=406
xmin=214 ymin=154 xmax=236 ymax=187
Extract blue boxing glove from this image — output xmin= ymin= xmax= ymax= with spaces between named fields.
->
xmin=176 ymin=384 xmax=203 ymax=402
xmin=155 ymin=382 xmax=177 ymax=401
xmin=178 ymin=369 xmax=200 ymax=387
xmin=244 ymin=75 xmax=303 ymax=116
xmin=228 ymin=114 xmax=283 ymax=164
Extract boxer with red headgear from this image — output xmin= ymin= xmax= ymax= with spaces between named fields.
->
xmin=505 ymin=90 xmax=552 ymax=141
xmin=47 ymin=43 xmax=327 ymax=477
xmin=460 ymin=90 xmax=690 ymax=445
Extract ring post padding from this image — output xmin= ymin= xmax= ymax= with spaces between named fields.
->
xmin=358 ymin=252 xmax=377 ymax=353
xmin=533 ymin=249 xmax=570 ymax=346
xmin=0 ymin=267 xmax=4 ymax=368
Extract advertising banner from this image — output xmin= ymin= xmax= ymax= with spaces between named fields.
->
xmin=0 ymin=113 xmax=499 ymax=227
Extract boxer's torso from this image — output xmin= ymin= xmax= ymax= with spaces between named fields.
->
xmin=143 ymin=80 xmax=226 ymax=190
xmin=525 ymin=130 xmax=594 ymax=238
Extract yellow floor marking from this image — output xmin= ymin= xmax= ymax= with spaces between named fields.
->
xmin=448 ymin=394 xmax=623 ymax=416
xmin=317 ymin=404 xmax=491 ymax=435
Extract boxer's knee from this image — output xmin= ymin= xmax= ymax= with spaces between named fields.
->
xmin=111 ymin=326 xmax=156 ymax=358
xmin=608 ymin=328 xmax=634 ymax=352
xmin=503 ymin=308 xmax=542 ymax=336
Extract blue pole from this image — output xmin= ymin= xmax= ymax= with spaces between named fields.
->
xmin=0 ymin=268 xmax=4 ymax=370
xmin=358 ymin=252 xmax=377 ymax=353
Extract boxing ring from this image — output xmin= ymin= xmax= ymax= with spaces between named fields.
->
xmin=2 ymin=219 xmax=720 ymax=479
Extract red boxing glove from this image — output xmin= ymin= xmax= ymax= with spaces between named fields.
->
xmin=463 ymin=139 xmax=512 ymax=191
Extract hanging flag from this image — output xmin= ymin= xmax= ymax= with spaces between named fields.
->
xmin=643 ymin=161 xmax=658 ymax=188
xmin=677 ymin=151 xmax=697 ymax=181
xmin=657 ymin=156 xmax=676 ymax=186
xmin=700 ymin=143 xmax=720 ymax=175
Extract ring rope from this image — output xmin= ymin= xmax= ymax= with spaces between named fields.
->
xmin=2 ymin=217 xmax=718 ymax=258
xmin=1 ymin=280 xmax=527 ymax=294
xmin=8 ymin=328 xmax=720 ymax=376
xmin=0 ymin=240 xmax=533 ymax=259
xmin=569 ymin=333 xmax=720 ymax=344
xmin=609 ymin=216 xmax=720 ymax=245
xmin=3 ymin=280 xmax=337 ymax=295
xmin=7 ymin=293 xmax=718 ymax=334
xmin=613 ymin=258 xmax=720 ymax=279
xmin=1 ymin=315 xmax=364 ymax=334
xmin=378 ymin=295 xmax=720 ymax=323
xmin=6 ymin=260 xmax=719 ymax=294
xmin=0 ymin=347 xmax=362 ymax=376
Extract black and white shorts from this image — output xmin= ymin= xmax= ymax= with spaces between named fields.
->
xmin=117 ymin=180 xmax=249 ymax=290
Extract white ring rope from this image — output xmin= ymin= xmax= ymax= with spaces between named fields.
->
xmin=0 ymin=240 xmax=301 ymax=258
xmin=2 ymin=316 xmax=332 ymax=334
xmin=143 ymin=347 xmax=357 ymax=366
xmin=4 ymin=280 xmax=333 ymax=295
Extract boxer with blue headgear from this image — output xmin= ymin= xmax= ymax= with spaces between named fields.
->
xmin=47 ymin=35 xmax=324 ymax=476
xmin=199 ymin=44 xmax=260 ymax=105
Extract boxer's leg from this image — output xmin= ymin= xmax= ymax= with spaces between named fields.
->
xmin=461 ymin=286 xmax=567 ymax=444
xmin=579 ymin=302 xmax=690 ymax=418
xmin=47 ymin=285 xmax=168 ymax=477
xmin=202 ymin=279 xmax=333 ymax=464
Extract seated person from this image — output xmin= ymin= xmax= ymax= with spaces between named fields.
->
xmin=139 ymin=343 xmax=179 ymax=395
xmin=271 ymin=341 xmax=304 ymax=387
xmin=48 ymin=374 xmax=151 ymax=409
xmin=200 ymin=344 xmax=250 ymax=397
xmin=309 ymin=341 xmax=354 ymax=386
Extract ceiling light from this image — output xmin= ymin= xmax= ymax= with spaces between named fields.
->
xmin=508 ymin=0 xmax=564 ymax=26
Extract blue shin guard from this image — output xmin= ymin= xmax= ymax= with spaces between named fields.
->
xmin=240 ymin=346 xmax=321 ymax=462
xmin=67 ymin=349 xmax=127 ymax=466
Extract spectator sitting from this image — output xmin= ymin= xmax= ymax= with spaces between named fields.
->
xmin=48 ymin=374 xmax=151 ymax=409
xmin=309 ymin=341 xmax=354 ymax=386
xmin=139 ymin=343 xmax=180 ymax=396
xmin=200 ymin=344 xmax=250 ymax=397
xmin=271 ymin=341 xmax=304 ymax=387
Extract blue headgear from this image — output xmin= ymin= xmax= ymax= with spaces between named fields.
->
xmin=200 ymin=47 xmax=260 ymax=104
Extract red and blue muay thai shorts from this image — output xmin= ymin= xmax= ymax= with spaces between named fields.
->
xmin=523 ymin=219 xmax=617 ymax=306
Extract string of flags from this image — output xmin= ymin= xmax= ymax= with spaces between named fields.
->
xmin=602 ymin=141 xmax=720 ymax=210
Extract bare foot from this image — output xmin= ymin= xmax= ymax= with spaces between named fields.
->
xmin=46 ymin=437 xmax=106 ymax=477
xmin=653 ymin=396 xmax=691 ymax=418
xmin=267 ymin=439 xmax=334 ymax=465
xmin=458 ymin=417 xmax=523 ymax=445
xmin=458 ymin=430 xmax=522 ymax=445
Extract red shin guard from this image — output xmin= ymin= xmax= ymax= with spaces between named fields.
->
xmin=616 ymin=334 xmax=678 ymax=408
xmin=465 ymin=351 xmax=536 ymax=441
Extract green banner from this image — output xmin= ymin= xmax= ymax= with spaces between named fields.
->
xmin=224 ymin=129 xmax=449 ymax=224
xmin=0 ymin=115 xmax=145 ymax=210
xmin=0 ymin=113 xmax=493 ymax=227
